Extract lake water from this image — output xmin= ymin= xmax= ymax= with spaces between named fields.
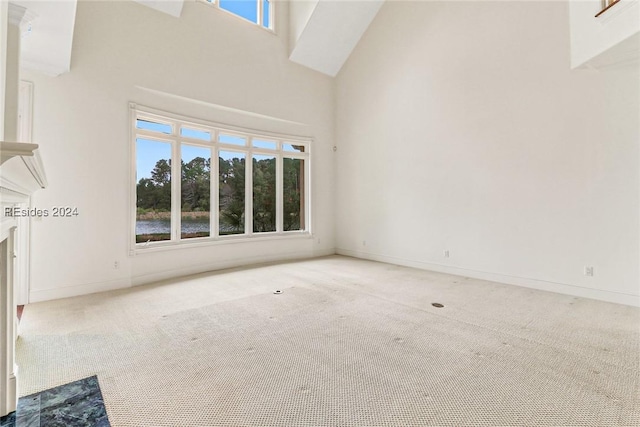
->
xmin=136 ymin=218 xmax=210 ymax=235
xmin=136 ymin=218 xmax=240 ymax=235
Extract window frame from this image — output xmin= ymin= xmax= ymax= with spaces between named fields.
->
xmin=198 ymin=0 xmax=275 ymax=32
xmin=129 ymin=104 xmax=311 ymax=254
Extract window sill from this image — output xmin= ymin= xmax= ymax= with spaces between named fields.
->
xmin=131 ymin=231 xmax=313 ymax=255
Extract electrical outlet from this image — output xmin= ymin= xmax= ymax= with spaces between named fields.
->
xmin=584 ymin=266 xmax=594 ymax=277
xmin=114 ymin=261 xmax=119 ymax=270
xmin=444 ymin=250 xmax=450 ymax=258
xmin=362 ymin=240 xmax=366 ymax=247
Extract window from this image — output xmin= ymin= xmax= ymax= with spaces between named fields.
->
xmin=202 ymin=0 xmax=273 ymax=30
xmin=595 ymin=0 xmax=621 ymax=16
xmin=132 ymin=106 xmax=310 ymax=249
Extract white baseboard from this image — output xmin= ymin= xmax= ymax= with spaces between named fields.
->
xmin=130 ymin=248 xmax=335 ymax=287
xmin=29 ymin=277 xmax=132 ymax=303
xmin=336 ymin=248 xmax=640 ymax=307
xmin=31 ymin=248 xmax=635 ymax=307
xmin=0 ymin=373 xmax=17 ymax=417
xmin=29 ymin=249 xmax=336 ymax=302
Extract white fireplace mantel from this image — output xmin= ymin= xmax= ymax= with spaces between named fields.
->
xmin=0 ymin=140 xmax=47 ymax=417
xmin=0 ymin=141 xmax=47 ymax=193
xmin=0 ymin=141 xmax=38 ymax=165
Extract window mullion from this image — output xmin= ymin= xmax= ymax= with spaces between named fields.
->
xmin=304 ymin=151 xmax=310 ymax=233
xmin=212 ymin=144 xmax=219 ymax=239
xmin=257 ymin=0 xmax=262 ymax=26
xmin=276 ymin=154 xmax=283 ymax=233
xmin=171 ymin=138 xmax=181 ymax=241
xmin=245 ymin=149 xmax=253 ymax=236
xmin=134 ymin=106 xmax=309 ymax=249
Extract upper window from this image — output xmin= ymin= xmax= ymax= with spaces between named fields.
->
xmin=202 ymin=0 xmax=273 ymax=30
xmin=131 ymin=106 xmax=310 ymax=249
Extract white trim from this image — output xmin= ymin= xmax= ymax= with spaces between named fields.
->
xmin=212 ymin=144 xmax=219 ymax=238
xmin=0 ymin=141 xmax=38 ymax=165
xmin=0 ymin=231 xmax=17 ymax=416
xmin=131 ymin=104 xmax=311 ymax=253
xmin=171 ymin=134 xmax=180 ymax=241
xmin=129 ymin=105 xmax=138 ymax=253
xmin=245 ymin=147 xmax=253 ymax=236
xmin=268 ymin=0 xmax=274 ymax=31
xmin=21 ymin=150 xmax=47 ymax=189
xmin=304 ymin=148 xmax=311 ymax=234
xmin=7 ymin=4 xmax=26 ymax=27
xmin=134 ymin=230 xmax=312 ymax=254
xmin=133 ymin=103 xmax=312 ymax=142
xmin=276 ymin=152 xmax=283 ymax=233
xmin=18 ymin=81 xmax=33 ymax=143
xmin=29 ymin=277 xmax=132 ymax=303
xmin=29 ymin=249 xmax=336 ymax=302
xmin=257 ymin=0 xmax=263 ymax=29
xmin=0 ymin=175 xmax=31 ymax=197
xmin=16 ymin=213 xmax=29 ymax=305
xmin=130 ymin=249 xmax=334 ymax=287
xmin=131 ymin=88 xmax=307 ymax=127
xmin=0 ymin=177 xmax=34 ymax=307
xmin=336 ymin=249 xmax=640 ymax=307
xmin=16 ymin=82 xmax=47 ymax=187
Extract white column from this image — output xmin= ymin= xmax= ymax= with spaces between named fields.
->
xmin=0 ymin=4 xmax=27 ymax=417
xmin=4 ymin=3 xmax=27 ymax=142
xmin=0 ymin=229 xmax=17 ymax=417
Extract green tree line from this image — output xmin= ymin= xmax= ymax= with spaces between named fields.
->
xmin=137 ymin=156 xmax=303 ymax=232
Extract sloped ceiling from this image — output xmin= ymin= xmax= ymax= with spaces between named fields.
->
xmin=13 ymin=0 xmax=381 ymax=78
xmin=12 ymin=0 xmax=77 ymax=76
xmin=131 ymin=0 xmax=184 ymax=18
xmin=289 ymin=0 xmax=385 ymax=77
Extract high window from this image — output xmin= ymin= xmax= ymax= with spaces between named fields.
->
xmin=202 ymin=0 xmax=273 ymax=30
xmin=595 ymin=0 xmax=621 ymax=17
xmin=132 ymin=106 xmax=309 ymax=249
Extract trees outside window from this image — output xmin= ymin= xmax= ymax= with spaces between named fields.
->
xmin=133 ymin=107 xmax=310 ymax=248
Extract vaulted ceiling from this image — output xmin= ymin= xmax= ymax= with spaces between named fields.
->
xmin=289 ymin=0 xmax=384 ymax=76
xmin=13 ymin=0 xmax=384 ymax=77
xmin=12 ymin=0 xmax=77 ymax=76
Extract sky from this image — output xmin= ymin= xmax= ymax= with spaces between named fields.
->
xmin=218 ymin=0 xmax=271 ymax=28
xmin=220 ymin=0 xmax=257 ymax=24
xmin=132 ymin=0 xmax=280 ymax=182
xmin=136 ymin=120 xmax=218 ymax=181
xmin=136 ymin=138 xmax=171 ymax=182
xmin=136 ymin=138 xmax=246 ymax=182
xmin=135 ymin=107 xmax=301 ymax=182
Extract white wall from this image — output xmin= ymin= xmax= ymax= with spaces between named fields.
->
xmin=24 ymin=0 xmax=335 ymax=301
xmin=335 ymin=1 xmax=640 ymax=306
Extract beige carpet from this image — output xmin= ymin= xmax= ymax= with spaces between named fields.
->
xmin=16 ymin=256 xmax=640 ymax=426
